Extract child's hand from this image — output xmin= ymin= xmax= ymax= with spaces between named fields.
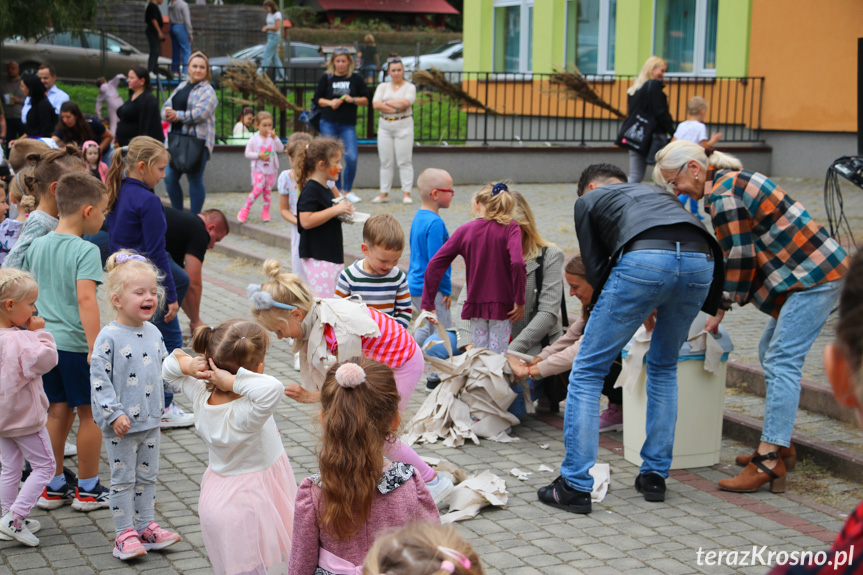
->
xmin=284 ymin=384 xmax=321 ymax=404
xmin=176 ymin=351 xmax=213 ymax=379
xmin=112 ymin=414 xmax=132 ymax=438
xmin=258 ymin=151 xmax=270 ymax=160
xmin=506 ymin=355 xmax=528 ymax=379
xmin=507 ymin=303 xmax=524 ymax=322
xmin=208 ymin=358 xmax=236 ymax=392
xmin=333 ymin=200 xmax=355 ymax=216
xmin=27 ymin=316 xmax=45 ymax=331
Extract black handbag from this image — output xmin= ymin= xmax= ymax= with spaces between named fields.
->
xmin=615 ymin=111 xmax=656 ymax=156
xmin=167 ymin=132 xmax=206 ymax=174
xmin=646 ymin=132 xmax=670 ymax=165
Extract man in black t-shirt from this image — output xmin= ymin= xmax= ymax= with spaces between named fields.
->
xmin=164 ymin=207 xmax=229 ymax=332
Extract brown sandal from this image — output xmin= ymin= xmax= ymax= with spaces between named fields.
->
xmin=735 ymin=443 xmax=797 ymax=471
xmin=719 ymin=451 xmax=787 ymax=493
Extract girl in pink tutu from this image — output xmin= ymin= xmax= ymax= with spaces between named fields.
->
xmin=161 ymin=319 xmax=296 ymax=575
xmin=288 ymin=357 xmax=440 ymax=575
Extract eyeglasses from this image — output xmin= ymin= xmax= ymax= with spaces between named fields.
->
xmin=665 ymin=164 xmax=686 ymax=191
xmin=433 ymin=188 xmax=455 ymax=195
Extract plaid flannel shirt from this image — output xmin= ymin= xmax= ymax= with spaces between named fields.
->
xmin=162 ymin=81 xmax=218 ymax=153
xmin=706 ymin=168 xmax=848 ymax=318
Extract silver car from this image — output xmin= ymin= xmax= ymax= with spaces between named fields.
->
xmin=209 ymin=41 xmax=325 ymax=85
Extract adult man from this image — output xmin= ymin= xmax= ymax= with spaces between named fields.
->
xmin=4 ymin=62 xmax=25 ymax=141
xmin=537 ymin=163 xmax=724 ymax=514
xmin=20 ymin=65 xmax=70 ymax=121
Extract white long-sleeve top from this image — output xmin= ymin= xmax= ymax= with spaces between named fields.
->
xmin=162 ymin=352 xmax=286 ymax=476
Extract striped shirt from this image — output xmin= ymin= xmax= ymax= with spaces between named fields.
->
xmin=707 ymin=168 xmax=849 ymax=318
xmin=324 ymin=307 xmax=417 ymax=368
xmin=335 ymin=260 xmax=412 ymax=327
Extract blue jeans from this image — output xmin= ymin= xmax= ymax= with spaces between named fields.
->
xmin=154 ymin=259 xmax=189 ymax=407
xmin=170 ymin=24 xmax=191 ymax=74
xmin=758 ymin=280 xmax=841 ymax=446
xmin=560 ymin=249 xmax=714 ymax=492
xmin=165 ymin=149 xmax=209 ymax=214
xmin=423 ymin=331 xmax=461 ymax=360
xmin=261 ymin=32 xmax=284 ymax=81
xmin=319 ymin=118 xmax=359 ymax=192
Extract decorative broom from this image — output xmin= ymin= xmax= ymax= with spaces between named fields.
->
xmin=221 ymin=58 xmax=304 ymax=112
xmin=547 ymin=66 xmax=626 ymax=119
xmin=411 ymin=67 xmax=501 ymax=116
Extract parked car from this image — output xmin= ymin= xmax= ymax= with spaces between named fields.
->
xmin=379 ymin=41 xmax=463 ymax=82
xmin=2 ymin=30 xmax=172 ymax=82
xmin=210 ymin=41 xmax=325 ymax=85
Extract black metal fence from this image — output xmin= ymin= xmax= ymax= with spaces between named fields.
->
xmin=208 ymin=69 xmax=764 ymax=146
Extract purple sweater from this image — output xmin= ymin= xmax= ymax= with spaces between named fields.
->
xmin=422 ymin=218 xmax=526 ymax=321
xmin=107 ymin=178 xmax=177 ymax=303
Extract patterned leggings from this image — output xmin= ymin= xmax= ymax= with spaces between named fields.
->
xmin=242 ymin=172 xmax=277 ymax=216
xmin=301 ymin=258 xmax=344 ymax=298
xmin=470 ymin=318 xmax=511 ymax=354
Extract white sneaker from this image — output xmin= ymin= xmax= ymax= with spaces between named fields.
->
xmin=345 ymin=192 xmax=362 ymax=203
xmin=0 ymin=518 xmax=40 ymax=540
xmin=425 ymin=473 xmax=454 ymax=508
xmin=293 ymin=352 xmax=301 ymax=371
xmin=0 ymin=512 xmax=39 ymax=546
xmin=64 ymin=442 xmax=77 ymax=457
xmin=161 ymin=404 xmax=195 ymax=429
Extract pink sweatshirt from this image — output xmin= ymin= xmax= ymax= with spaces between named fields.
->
xmin=0 ymin=328 xmax=57 ymax=437
xmin=245 ymin=133 xmax=285 ymax=175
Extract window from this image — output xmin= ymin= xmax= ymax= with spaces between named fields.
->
xmin=653 ymin=0 xmax=718 ymax=75
xmin=565 ymin=0 xmax=617 ymax=75
xmin=493 ymin=1 xmax=533 ymax=74
xmin=292 ymin=45 xmax=320 ymax=59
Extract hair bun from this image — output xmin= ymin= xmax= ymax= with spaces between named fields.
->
xmin=335 ymin=363 xmax=366 ymax=388
xmin=262 ymin=259 xmax=284 ymax=279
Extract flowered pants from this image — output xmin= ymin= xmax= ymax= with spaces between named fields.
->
xmin=470 ymin=318 xmax=511 ymax=354
xmin=242 ymin=172 xmax=277 ymax=216
xmin=301 ymin=259 xmax=344 ymax=298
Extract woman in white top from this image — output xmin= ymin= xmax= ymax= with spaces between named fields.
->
xmin=260 ymin=0 xmax=284 ymax=82
xmin=372 ymin=56 xmax=417 ymax=204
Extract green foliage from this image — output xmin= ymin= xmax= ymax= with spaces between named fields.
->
xmin=0 ymin=0 xmax=103 ymax=40
xmin=56 ymin=82 xmax=100 ymax=117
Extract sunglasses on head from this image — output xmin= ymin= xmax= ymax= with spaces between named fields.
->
xmin=333 ymin=47 xmax=349 ymax=55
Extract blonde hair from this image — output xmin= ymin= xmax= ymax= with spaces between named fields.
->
xmin=652 ymin=140 xmax=743 ymax=188
xmin=511 ymin=190 xmax=551 ymax=260
xmin=326 ymin=51 xmax=356 ymax=76
xmin=0 ymin=269 xmax=38 ymax=309
xmin=22 ymin=144 xmax=87 ymax=214
xmin=687 ymin=96 xmax=709 ymax=116
xmin=628 ymin=56 xmax=667 ymax=96
xmin=363 ymin=523 xmax=486 ymax=575
xmin=106 ymin=136 xmax=169 ymax=213
xmin=192 ymin=319 xmax=270 ymax=391
xmin=251 ymin=259 xmax=315 ymax=334
xmin=255 ymin=110 xmax=273 ymax=125
xmin=363 ymin=214 xmax=405 ymax=251
xmin=104 ymin=250 xmax=165 ymax=317
xmin=9 ymin=167 xmax=35 ymax=213
xmin=364 ymin=34 xmax=375 ymax=45
xmin=286 ymin=132 xmax=313 ymax=160
xmin=473 ymin=181 xmax=516 ymax=226
xmin=188 ymin=51 xmax=213 ymax=83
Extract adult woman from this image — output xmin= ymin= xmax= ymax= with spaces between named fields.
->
xmin=145 ymin=0 xmax=166 ymax=76
xmin=116 ymin=66 xmax=165 ymax=147
xmin=620 ymin=56 xmax=675 ymax=183
xmin=19 ymin=74 xmax=56 ymax=139
xmin=52 ymin=102 xmax=113 ymax=155
xmin=371 ymin=56 xmax=416 ymax=204
xmin=358 ymin=34 xmax=379 ymax=84
xmin=313 ymin=48 xmax=369 ymax=203
xmin=169 ymin=0 xmax=193 ymax=76
xmin=654 ymin=141 xmax=850 ymax=492
xmin=260 ymin=0 xmax=284 ymax=82
xmin=161 ymin=51 xmax=218 ymax=214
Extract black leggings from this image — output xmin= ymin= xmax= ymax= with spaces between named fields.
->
xmin=146 ymin=29 xmax=161 ymax=74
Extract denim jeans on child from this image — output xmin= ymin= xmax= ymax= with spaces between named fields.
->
xmin=319 ymin=119 xmax=359 ymax=192
xmin=758 ymin=280 xmax=842 ymax=447
xmin=165 ymin=150 xmax=209 ymax=215
xmin=560 ymin=248 xmax=714 ymax=493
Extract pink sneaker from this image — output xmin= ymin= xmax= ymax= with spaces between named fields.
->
xmin=599 ymin=403 xmax=623 ymax=432
xmin=113 ymin=528 xmax=147 ymax=560
xmin=138 ymin=521 xmax=181 ymax=551
xmin=237 ymin=206 xmax=250 ymax=223
xmin=261 ymin=205 xmax=271 ymax=222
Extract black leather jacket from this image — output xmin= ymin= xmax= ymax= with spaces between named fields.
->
xmin=574 ymin=182 xmax=725 ymax=315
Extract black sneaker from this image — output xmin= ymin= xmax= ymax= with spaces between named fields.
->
xmin=537 ymin=476 xmax=592 ymax=514
xmin=72 ymin=481 xmax=111 ymax=512
xmin=37 ymin=482 xmax=76 ymax=510
xmin=425 ymin=374 xmax=442 ymax=392
xmin=635 ymin=473 xmax=666 ymax=502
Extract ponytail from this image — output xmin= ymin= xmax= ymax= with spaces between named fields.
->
xmin=105 ymin=147 xmax=126 ymax=212
xmin=105 ymin=136 xmax=168 ymax=213
xmin=295 ymin=138 xmax=342 ymax=191
xmin=192 ymin=320 xmax=270 ymax=391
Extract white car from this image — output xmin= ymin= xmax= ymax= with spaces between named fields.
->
xmin=380 ymin=41 xmax=463 ymax=82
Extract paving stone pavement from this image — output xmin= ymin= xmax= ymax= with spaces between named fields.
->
xmin=3 ymin=248 xmax=860 ymax=575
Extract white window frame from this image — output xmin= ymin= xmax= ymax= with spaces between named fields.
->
xmin=492 ymin=0 xmax=534 ymax=75
xmin=652 ymin=0 xmax=718 ymax=77
xmin=564 ymin=0 xmax=616 ymax=76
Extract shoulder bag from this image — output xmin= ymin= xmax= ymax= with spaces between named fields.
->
xmin=167 ymin=131 xmax=206 ymax=174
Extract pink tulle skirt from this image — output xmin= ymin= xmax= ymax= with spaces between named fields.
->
xmin=199 ymin=452 xmax=297 ymax=575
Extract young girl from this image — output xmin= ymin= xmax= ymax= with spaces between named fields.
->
xmin=294 ymin=137 xmax=354 ymax=297
xmin=278 ymin=132 xmax=313 ymax=283
xmin=238 ymin=111 xmax=285 ymax=223
xmin=364 ymin=523 xmax=486 ymax=575
xmin=232 ymin=107 xmax=255 ymax=140
xmin=0 ymin=269 xmax=58 ymax=547
xmin=82 ymin=140 xmax=108 ymax=183
xmin=2 ymin=145 xmax=87 ymax=270
xmin=0 ymin=182 xmax=19 ymax=265
xmin=89 ymin=251 xmax=180 ymax=560
xmin=250 ymin=259 xmax=454 ymax=504
xmin=161 ymin=319 xmax=297 ymax=575
xmin=422 ymin=182 xmax=526 ymax=354
xmin=288 ymin=358 xmax=440 ymax=575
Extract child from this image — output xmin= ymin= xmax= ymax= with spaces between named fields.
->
xmin=409 ymin=168 xmax=455 ymax=350
xmin=422 ymin=182 xmax=526 ymax=354
xmin=335 ymin=214 xmax=411 ymax=328
xmin=294 ymin=137 xmax=354 ymax=298
xmin=0 ymin=269 xmax=58 ymax=547
xmin=24 ymin=171 xmax=109 ymax=511
xmin=238 ymin=111 xmax=284 ymax=223
xmin=232 ymin=107 xmax=255 ymax=140
xmin=1 ymin=175 xmax=29 ymax=266
xmin=82 ymin=140 xmax=108 ymax=183
xmin=162 ymin=320 xmax=297 ymax=575
xmin=278 ymin=132 xmax=314 ymax=283
xmin=90 ymin=251 xmax=180 ymax=560
xmin=364 ymin=523 xmax=486 ymax=575
xmin=288 ymin=358 xmax=440 ymax=575
xmin=250 ymin=260 xmax=454 ymax=504
xmin=672 ymin=96 xmax=722 ymax=218
xmin=3 ymin=144 xmax=87 ymax=270
xmin=0 ymin=183 xmax=13 ymax=265
xmin=96 ymin=74 xmax=125 ymax=136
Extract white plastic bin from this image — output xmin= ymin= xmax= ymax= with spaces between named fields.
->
xmin=621 ymin=313 xmax=733 ymax=469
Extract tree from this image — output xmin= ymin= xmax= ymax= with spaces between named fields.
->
xmin=0 ymin=0 xmax=103 ymax=40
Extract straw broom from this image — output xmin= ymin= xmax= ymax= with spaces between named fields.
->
xmin=412 ymin=68 xmax=501 ymax=116
xmin=547 ymin=67 xmax=626 ymax=119
xmin=221 ymin=58 xmax=304 ymax=112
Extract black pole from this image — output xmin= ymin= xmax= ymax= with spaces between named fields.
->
xmin=858 ymin=38 xmax=863 ymax=155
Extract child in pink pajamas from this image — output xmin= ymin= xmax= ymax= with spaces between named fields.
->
xmin=238 ymin=111 xmax=284 ymax=223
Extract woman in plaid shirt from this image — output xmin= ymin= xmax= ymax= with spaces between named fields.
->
xmin=654 ymin=140 xmax=849 ymax=493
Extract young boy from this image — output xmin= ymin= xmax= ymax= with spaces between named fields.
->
xmin=672 ymin=96 xmax=722 ymax=218
xmin=408 ymin=168 xmax=454 ymax=352
xmin=23 ymin=171 xmax=109 ymax=512
xmin=335 ymin=214 xmax=411 ymax=327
